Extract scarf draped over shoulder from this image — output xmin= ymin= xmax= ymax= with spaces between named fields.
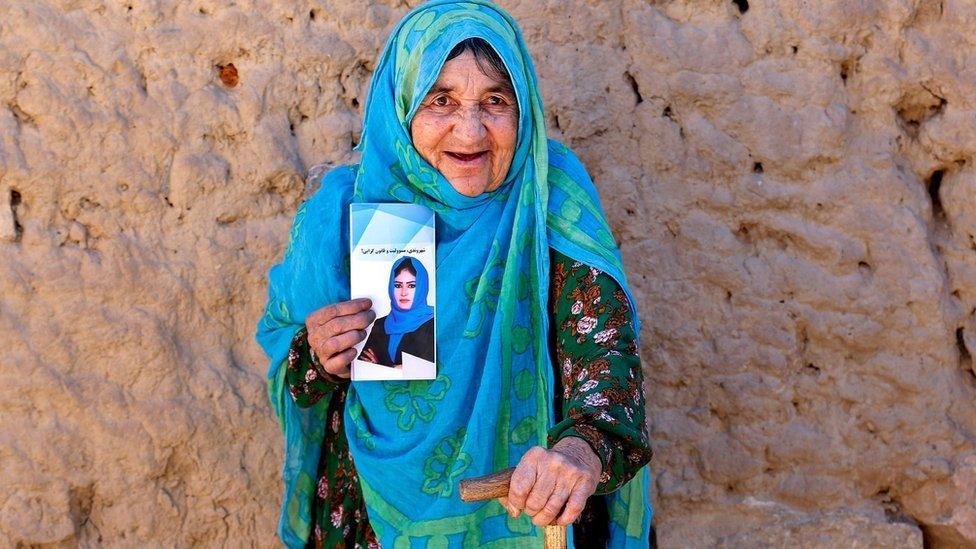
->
xmin=256 ymin=1 xmax=651 ymax=546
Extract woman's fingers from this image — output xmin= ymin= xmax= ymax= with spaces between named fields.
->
xmin=322 ymin=348 xmax=357 ymax=378
xmin=306 ymin=301 xmax=376 ymax=377
xmin=322 ymin=329 xmax=368 ymax=357
xmin=324 ymin=309 xmax=376 ymax=336
xmin=523 ymin=463 xmax=558 ymax=519
xmin=507 ymin=442 xmax=601 ymax=526
xmin=310 ymin=328 xmax=368 ymax=377
xmin=308 ymin=323 xmax=362 ymax=355
xmin=555 ymin=483 xmax=593 ymax=526
xmin=525 ymin=450 xmax=579 ymax=526
xmin=531 ymin=479 xmax=578 ymax=527
xmin=507 ymin=447 xmax=543 ymax=514
xmin=360 ymin=348 xmax=377 ymax=363
xmin=308 ymin=298 xmax=372 ymax=326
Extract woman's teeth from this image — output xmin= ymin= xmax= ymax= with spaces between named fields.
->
xmin=447 ymin=151 xmax=486 ymax=162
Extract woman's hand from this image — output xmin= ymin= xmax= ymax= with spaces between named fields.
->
xmin=360 ymin=347 xmax=379 ymax=364
xmin=500 ymin=437 xmax=603 ymax=527
xmin=305 ymin=298 xmax=375 ymax=379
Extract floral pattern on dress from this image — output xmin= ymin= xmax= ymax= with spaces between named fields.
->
xmin=284 ymin=331 xmax=377 ymax=549
xmin=547 ymin=254 xmax=652 ymax=495
xmin=285 ymin=326 xmax=343 ymax=408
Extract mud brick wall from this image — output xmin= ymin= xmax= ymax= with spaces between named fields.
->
xmin=1 ymin=1 xmax=974 ymax=546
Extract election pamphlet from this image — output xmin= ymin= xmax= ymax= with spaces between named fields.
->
xmin=349 ymin=203 xmax=436 ymax=381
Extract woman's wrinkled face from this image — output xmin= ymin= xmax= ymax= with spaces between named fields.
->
xmin=410 ymin=50 xmax=518 ymax=197
xmin=393 ymin=270 xmax=417 ymax=309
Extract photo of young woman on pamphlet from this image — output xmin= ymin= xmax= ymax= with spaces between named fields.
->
xmin=358 ymin=255 xmax=435 ymax=368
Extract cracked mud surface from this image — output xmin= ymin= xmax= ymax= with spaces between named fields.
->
xmin=1 ymin=1 xmax=975 ymax=546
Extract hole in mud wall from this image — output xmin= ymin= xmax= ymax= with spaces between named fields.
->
xmin=928 ymin=169 xmax=945 ymax=219
xmin=624 ymin=71 xmax=643 ymax=105
xmin=956 ymin=327 xmax=971 ymax=363
xmin=753 ymin=162 xmax=764 ymax=174
xmin=732 ymin=0 xmax=749 ymax=13
xmin=10 ymin=189 xmax=22 ymax=241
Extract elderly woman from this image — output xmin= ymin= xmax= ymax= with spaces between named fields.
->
xmin=256 ymin=1 xmax=652 ymax=547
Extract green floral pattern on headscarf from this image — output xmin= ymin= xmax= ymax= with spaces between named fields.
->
xmin=422 ymin=428 xmax=473 ymax=497
xmin=383 ymin=374 xmax=451 ymax=430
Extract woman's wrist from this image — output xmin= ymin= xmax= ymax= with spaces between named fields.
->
xmin=552 ymin=435 xmax=603 ymax=481
xmin=309 ymin=344 xmax=350 ymax=385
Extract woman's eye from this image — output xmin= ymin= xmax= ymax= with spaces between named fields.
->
xmin=432 ymin=95 xmax=450 ymax=107
xmin=394 ymin=282 xmax=402 ymax=288
xmin=486 ymin=95 xmax=505 ymax=105
xmin=408 ymin=282 xmax=416 ymax=288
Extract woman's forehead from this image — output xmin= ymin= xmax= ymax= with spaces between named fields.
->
xmin=429 ymin=50 xmax=512 ymax=94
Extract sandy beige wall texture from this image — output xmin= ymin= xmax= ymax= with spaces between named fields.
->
xmin=2 ymin=0 xmax=975 ymax=546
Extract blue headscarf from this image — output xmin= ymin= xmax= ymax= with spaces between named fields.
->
xmin=385 ymin=256 xmax=434 ymax=361
xmin=257 ymin=1 xmax=651 ymax=546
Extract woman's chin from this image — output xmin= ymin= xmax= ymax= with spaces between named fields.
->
xmin=444 ymin=174 xmax=493 ymax=197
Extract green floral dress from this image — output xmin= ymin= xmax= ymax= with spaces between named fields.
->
xmin=285 ymin=250 xmax=651 ymax=548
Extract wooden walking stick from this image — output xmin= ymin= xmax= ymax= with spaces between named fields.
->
xmin=459 ymin=467 xmax=568 ymax=549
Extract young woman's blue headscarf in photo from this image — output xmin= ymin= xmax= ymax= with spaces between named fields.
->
xmin=385 ymin=256 xmax=434 ymax=361
xmin=256 ymin=0 xmax=651 ymax=546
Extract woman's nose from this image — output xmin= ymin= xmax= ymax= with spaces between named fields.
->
xmin=453 ymin=107 xmax=487 ymax=142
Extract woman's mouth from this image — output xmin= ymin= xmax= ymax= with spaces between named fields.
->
xmin=445 ymin=151 xmax=488 ymax=164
